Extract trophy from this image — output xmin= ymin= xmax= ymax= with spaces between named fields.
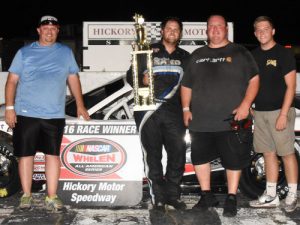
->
xmin=131 ymin=13 xmax=156 ymax=111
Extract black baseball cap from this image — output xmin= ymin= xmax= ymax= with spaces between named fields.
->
xmin=38 ymin=15 xmax=59 ymax=27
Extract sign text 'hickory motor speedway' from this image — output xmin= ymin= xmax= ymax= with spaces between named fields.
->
xmin=63 ymin=181 xmax=125 ymax=204
xmin=64 ymin=124 xmax=137 ymax=135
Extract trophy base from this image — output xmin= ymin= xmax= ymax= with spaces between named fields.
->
xmin=134 ymin=104 xmax=156 ymax=111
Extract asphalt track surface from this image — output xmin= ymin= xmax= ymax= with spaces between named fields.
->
xmin=1 ymin=190 xmax=300 ymax=225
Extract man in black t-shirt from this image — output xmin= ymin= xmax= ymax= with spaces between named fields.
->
xmin=181 ymin=14 xmax=259 ymax=217
xmin=249 ymin=16 xmax=298 ymax=213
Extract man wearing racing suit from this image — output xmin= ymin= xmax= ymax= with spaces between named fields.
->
xmin=126 ymin=17 xmax=190 ymax=210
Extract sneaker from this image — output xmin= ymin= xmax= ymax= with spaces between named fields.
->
xmin=249 ymin=191 xmax=280 ymax=208
xmin=192 ymin=191 xmax=219 ymax=210
xmin=223 ymin=194 xmax=237 ymax=217
xmin=45 ymin=195 xmax=64 ymax=212
xmin=284 ymin=192 xmax=298 ymax=213
xmin=165 ymin=199 xmax=187 ymax=210
xmin=19 ymin=193 xmax=33 ymax=210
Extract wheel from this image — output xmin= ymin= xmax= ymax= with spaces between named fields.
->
xmin=239 ymin=150 xmax=290 ymax=200
xmin=0 ymin=141 xmax=21 ymax=197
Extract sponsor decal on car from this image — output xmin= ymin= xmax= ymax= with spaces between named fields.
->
xmin=32 ymin=173 xmax=46 ymax=181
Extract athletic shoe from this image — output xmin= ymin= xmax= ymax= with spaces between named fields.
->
xmin=249 ymin=191 xmax=280 ymax=208
xmin=192 ymin=191 xmax=219 ymax=210
xmin=223 ymin=194 xmax=237 ymax=217
xmin=284 ymin=192 xmax=298 ymax=213
xmin=19 ymin=193 xmax=33 ymax=210
xmin=45 ymin=195 xmax=64 ymax=212
xmin=165 ymin=199 xmax=187 ymax=210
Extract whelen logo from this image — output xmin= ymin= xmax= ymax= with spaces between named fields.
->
xmin=61 ymin=138 xmax=127 ymax=177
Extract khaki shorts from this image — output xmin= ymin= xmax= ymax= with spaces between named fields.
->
xmin=253 ymin=108 xmax=295 ymax=156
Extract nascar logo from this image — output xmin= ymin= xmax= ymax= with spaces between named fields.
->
xmin=61 ymin=138 xmax=127 ymax=177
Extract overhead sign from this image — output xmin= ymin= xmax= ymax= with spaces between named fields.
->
xmin=83 ymin=21 xmax=234 ymax=72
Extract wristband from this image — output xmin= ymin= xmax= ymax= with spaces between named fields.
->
xmin=183 ymin=107 xmax=190 ymax=112
xmin=5 ymin=106 xmax=14 ymax=110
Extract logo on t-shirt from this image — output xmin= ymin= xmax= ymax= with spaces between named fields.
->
xmin=226 ymin=57 xmax=232 ymax=63
xmin=266 ymin=59 xmax=277 ymax=67
xmin=153 ymin=57 xmax=181 ymax=66
xmin=196 ymin=57 xmax=232 ymax=64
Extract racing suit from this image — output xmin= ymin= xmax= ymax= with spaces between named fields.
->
xmin=126 ymin=41 xmax=190 ymax=204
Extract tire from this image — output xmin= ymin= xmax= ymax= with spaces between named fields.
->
xmin=0 ymin=141 xmax=21 ymax=197
xmin=239 ymin=149 xmax=294 ymax=200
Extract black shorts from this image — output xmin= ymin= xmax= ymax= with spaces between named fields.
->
xmin=13 ymin=116 xmax=65 ymax=157
xmin=190 ymin=130 xmax=252 ymax=170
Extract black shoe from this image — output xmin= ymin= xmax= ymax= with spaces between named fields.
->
xmin=223 ymin=194 xmax=237 ymax=217
xmin=165 ymin=199 xmax=187 ymax=210
xmin=153 ymin=201 xmax=165 ymax=211
xmin=192 ymin=191 xmax=219 ymax=210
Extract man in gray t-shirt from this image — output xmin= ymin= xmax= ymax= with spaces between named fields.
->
xmin=181 ymin=14 xmax=259 ymax=217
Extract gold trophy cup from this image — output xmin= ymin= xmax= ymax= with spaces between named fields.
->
xmin=131 ymin=13 xmax=156 ymax=111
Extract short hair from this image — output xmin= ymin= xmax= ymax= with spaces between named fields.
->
xmin=207 ymin=15 xmax=228 ymax=27
xmin=253 ymin=16 xmax=274 ymax=29
xmin=160 ymin=17 xmax=183 ymax=32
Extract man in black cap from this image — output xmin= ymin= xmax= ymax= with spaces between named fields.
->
xmin=5 ymin=15 xmax=90 ymax=212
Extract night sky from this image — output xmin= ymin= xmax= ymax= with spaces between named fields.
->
xmin=0 ymin=0 xmax=299 ymax=45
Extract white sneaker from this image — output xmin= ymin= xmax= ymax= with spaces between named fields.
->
xmin=249 ymin=191 xmax=280 ymax=208
xmin=284 ymin=192 xmax=298 ymax=212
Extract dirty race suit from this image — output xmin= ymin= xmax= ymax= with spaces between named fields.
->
xmin=126 ymin=42 xmax=190 ymax=205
